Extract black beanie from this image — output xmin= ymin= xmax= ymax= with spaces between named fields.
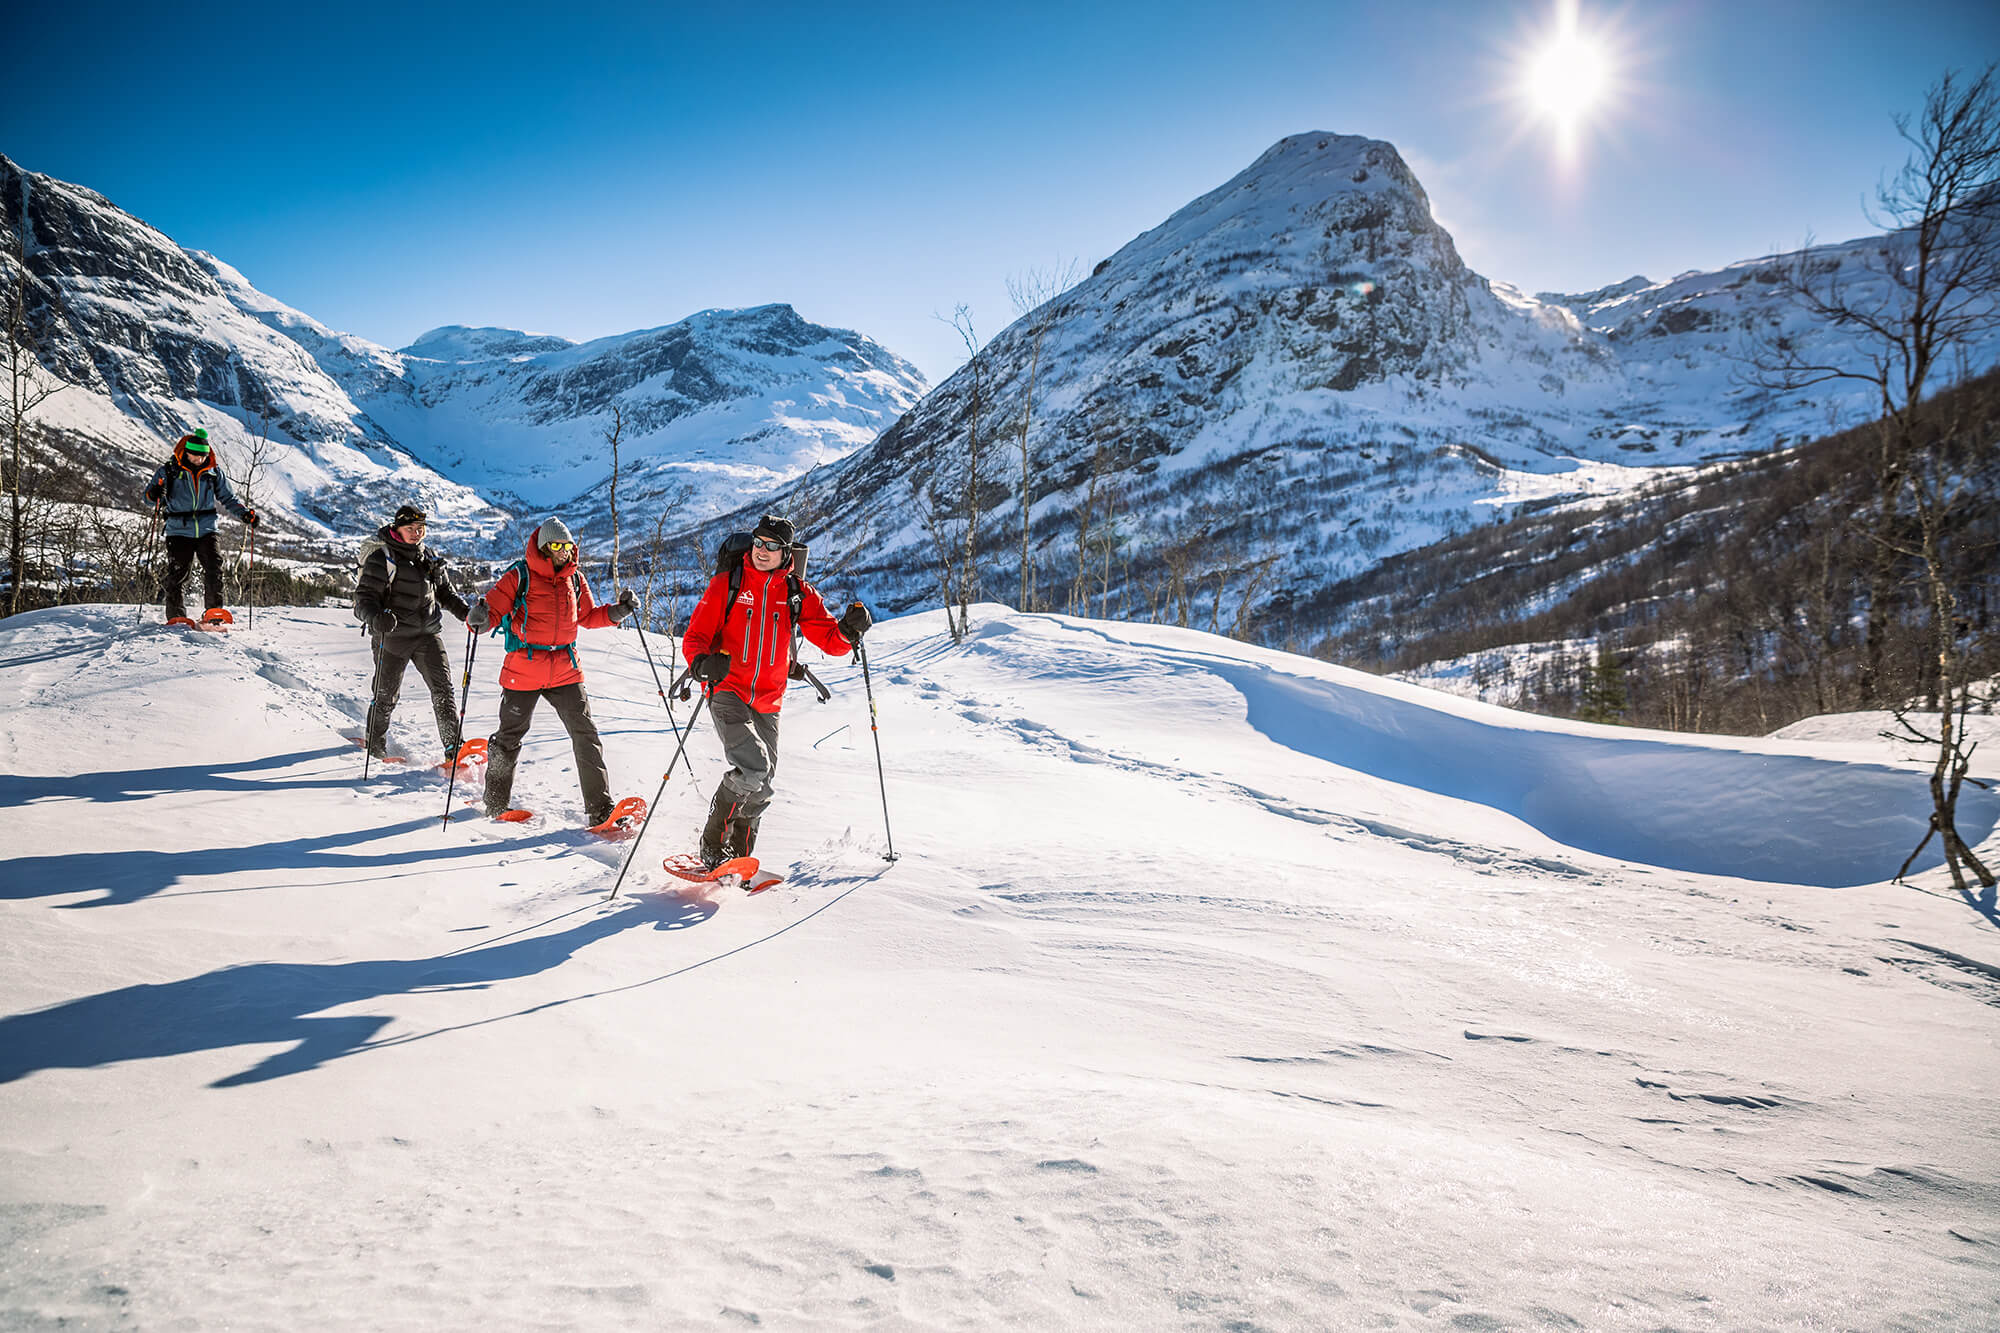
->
xmin=753 ymin=514 xmax=795 ymax=546
xmin=392 ymin=504 xmax=427 ymax=528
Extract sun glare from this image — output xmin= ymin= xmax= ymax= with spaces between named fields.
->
xmin=1526 ymin=28 xmax=1609 ymax=121
xmin=1515 ymin=0 xmax=1622 ymax=156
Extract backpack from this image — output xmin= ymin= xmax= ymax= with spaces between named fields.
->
xmin=489 ymin=558 xmax=580 ymax=669
xmin=712 ymin=532 xmax=828 ymax=702
xmin=353 ymin=537 xmax=400 ymax=633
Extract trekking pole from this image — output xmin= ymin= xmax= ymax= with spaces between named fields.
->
xmin=632 ymin=616 xmax=698 ymax=785
xmin=364 ymin=635 xmax=377 ymax=783
xmin=440 ymin=624 xmax=480 ymax=828
xmin=854 ymin=640 xmax=898 ymax=862
xmin=133 ymin=501 xmax=163 ymax=626
xmin=244 ymin=522 xmax=257 ymax=630
xmin=235 ymin=523 xmax=257 ymax=630
xmin=608 ymin=670 xmax=708 ymax=902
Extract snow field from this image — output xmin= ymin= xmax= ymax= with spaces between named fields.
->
xmin=2 ymin=604 xmax=1997 ymax=1330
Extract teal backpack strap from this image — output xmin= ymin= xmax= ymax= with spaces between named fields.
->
xmin=494 ymin=559 xmax=531 ymax=652
xmin=494 ymin=557 xmax=579 ymax=665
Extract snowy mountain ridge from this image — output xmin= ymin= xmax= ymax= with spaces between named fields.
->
xmin=751 ymin=132 xmax=1999 ymax=641
xmin=2 ymin=154 xmax=928 ymax=552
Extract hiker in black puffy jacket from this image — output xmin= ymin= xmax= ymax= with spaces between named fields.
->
xmin=354 ymin=503 xmax=472 ymax=764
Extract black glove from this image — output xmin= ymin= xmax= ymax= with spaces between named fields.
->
xmin=244 ymin=509 xmax=260 ymax=528
xmin=837 ymin=601 xmax=873 ymax=643
xmin=691 ymin=651 xmax=731 ymax=684
xmin=145 ymin=481 xmax=164 ymax=505
xmin=467 ymin=602 xmax=493 ymax=632
xmin=609 ymin=588 xmax=638 ymax=624
xmin=369 ymin=610 xmax=396 ymax=635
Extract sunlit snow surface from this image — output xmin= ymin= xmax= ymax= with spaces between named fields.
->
xmin=2 ymin=605 xmax=1997 ymax=1329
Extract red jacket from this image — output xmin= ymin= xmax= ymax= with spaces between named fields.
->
xmin=479 ymin=536 xmax=617 ymax=691
xmin=682 ymin=555 xmax=850 ymax=713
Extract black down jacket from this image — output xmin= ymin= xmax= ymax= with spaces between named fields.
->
xmin=353 ymin=527 xmax=471 ymax=636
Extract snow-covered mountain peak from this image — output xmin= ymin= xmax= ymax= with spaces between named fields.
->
xmin=1235 ymin=131 xmax=1429 ymax=202
xmin=400 ymin=325 xmax=577 ymax=364
xmin=1088 ymin=131 xmax=1463 ymax=305
xmin=1534 ymin=274 xmax=1658 ymax=314
xmin=2 ymin=154 xmax=932 ymax=556
xmin=771 ymin=128 xmax=2000 ymax=631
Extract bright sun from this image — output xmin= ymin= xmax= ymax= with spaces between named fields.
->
xmin=1517 ymin=0 xmax=1620 ymax=150
xmin=1526 ymin=28 xmax=1609 ymax=122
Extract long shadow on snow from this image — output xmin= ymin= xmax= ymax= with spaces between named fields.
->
xmin=352 ymin=866 xmax=890 ymax=1061
xmin=4 ymin=816 xmax=546 ymax=908
xmin=0 ymin=745 xmax=357 ymax=808
xmin=1207 ymin=660 xmax=2000 ymax=888
xmin=0 ymin=640 xmax=116 ymax=673
xmin=0 ymin=899 xmax=700 ymax=1087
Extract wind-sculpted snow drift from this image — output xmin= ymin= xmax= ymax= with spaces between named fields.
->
xmin=3 ymin=604 xmax=1997 ymax=1328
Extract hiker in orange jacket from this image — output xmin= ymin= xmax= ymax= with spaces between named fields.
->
xmin=466 ymin=518 xmax=637 ymax=824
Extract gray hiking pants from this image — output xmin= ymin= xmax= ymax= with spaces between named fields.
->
xmin=484 ymin=683 xmax=610 ymax=819
xmin=708 ymin=688 xmax=782 ymax=823
xmin=366 ymin=627 xmax=459 ymax=759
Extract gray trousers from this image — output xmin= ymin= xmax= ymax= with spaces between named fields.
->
xmin=367 ymin=628 xmax=459 ymax=758
xmin=484 ymin=684 xmax=610 ymax=818
xmin=708 ymin=688 xmax=782 ymax=822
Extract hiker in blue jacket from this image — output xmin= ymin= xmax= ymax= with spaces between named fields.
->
xmin=142 ymin=428 xmax=257 ymax=625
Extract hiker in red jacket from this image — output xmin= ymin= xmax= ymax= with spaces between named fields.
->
xmin=466 ymin=518 xmax=637 ymax=824
xmin=681 ymin=514 xmax=872 ymax=867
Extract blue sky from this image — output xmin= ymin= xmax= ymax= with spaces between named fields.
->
xmin=10 ymin=0 xmax=1997 ymax=384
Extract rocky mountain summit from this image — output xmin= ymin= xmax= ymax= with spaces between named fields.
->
xmin=365 ymin=302 xmax=926 ymax=542
xmin=742 ymin=133 xmax=1992 ymax=639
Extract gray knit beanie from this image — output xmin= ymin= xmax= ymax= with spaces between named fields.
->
xmin=534 ymin=517 xmax=574 ymax=549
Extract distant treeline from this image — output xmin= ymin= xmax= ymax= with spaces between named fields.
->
xmin=1307 ymin=370 xmax=2000 ymax=735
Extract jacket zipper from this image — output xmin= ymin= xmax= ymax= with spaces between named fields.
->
xmin=747 ymin=574 xmax=769 ymax=709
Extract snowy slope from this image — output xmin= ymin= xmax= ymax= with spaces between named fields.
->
xmin=3 ymin=605 xmax=1997 ymax=1329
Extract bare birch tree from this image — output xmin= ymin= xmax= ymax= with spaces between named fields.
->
xmin=1005 ymin=259 xmax=1080 ymax=613
xmin=1750 ymin=63 xmax=2000 ymax=705
xmin=604 ymin=403 xmax=624 ymax=584
xmin=1753 ymin=65 xmax=2000 ymax=893
xmin=3 ymin=249 xmax=63 ymax=618
xmin=947 ymin=305 xmax=984 ymax=636
xmin=1886 ymin=406 xmax=1998 ymax=893
xmin=229 ymin=399 xmax=275 ymax=610
xmin=911 ymin=306 xmax=987 ymax=642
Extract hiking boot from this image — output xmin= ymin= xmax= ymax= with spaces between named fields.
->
xmin=700 ymin=785 xmax=734 ymax=868
xmin=723 ymin=817 xmax=757 ymax=860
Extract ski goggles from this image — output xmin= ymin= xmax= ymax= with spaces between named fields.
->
xmin=752 ymin=537 xmax=787 ymax=552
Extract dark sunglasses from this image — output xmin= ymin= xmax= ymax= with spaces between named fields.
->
xmin=752 ymin=537 xmax=788 ymax=552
